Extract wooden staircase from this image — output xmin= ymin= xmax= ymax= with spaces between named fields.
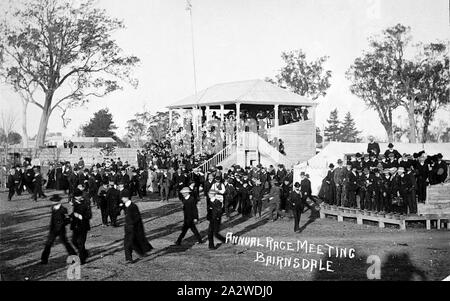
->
xmin=268 ymin=120 xmax=316 ymax=164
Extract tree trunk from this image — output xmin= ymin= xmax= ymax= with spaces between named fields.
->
xmin=422 ymin=117 xmax=431 ymax=143
xmin=21 ymin=101 xmax=29 ymax=148
xmin=35 ymin=93 xmax=53 ymax=148
xmin=382 ymin=122 xmax=394 ymax=143
xmin=407 ymin=98 xmax=417 ymax=143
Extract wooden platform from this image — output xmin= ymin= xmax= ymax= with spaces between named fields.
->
xmin=319 ymin=205 xmax=450 ymax=230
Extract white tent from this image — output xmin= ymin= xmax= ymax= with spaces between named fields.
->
xmin=293 ymin=142 xmax=450 ymax=196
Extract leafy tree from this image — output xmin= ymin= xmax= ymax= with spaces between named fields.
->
xmin=267 ymin=49 xmax=332 ymax=100
xmin=413 ymin=42 xmax=449 ymax=142
xmin=316 ymin=127 xmax=323 ymax=144
xmin=324 ymin=109 xmax=341 ymax=141
xmin=81 ymin=108 xmax=117 ymax=138
xmin=0 ymin=0 xmax=139 ymax=147
xmin=339 ymin=112 xmax=361 ymax=142
xmin=125 ymin=118 xmax=146 ymax=146
xmin=347 ymin=24 xmax=449 ymax=143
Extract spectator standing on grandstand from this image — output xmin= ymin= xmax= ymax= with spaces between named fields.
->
xmin=333 ymin=159 xmax=346 ymax=206
xmin=367 ymin=136 xmax=380 ymax=156
xmin=384 ymin=143 xmax=401 ymax=160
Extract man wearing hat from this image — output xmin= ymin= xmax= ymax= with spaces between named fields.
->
xmin=106 ymin=181 xmax=121 ymax=227
xmin=175 ymin=187 xmax=203 ymax=246
xmin=346 ymin=166 xmax=358 ymax=208
xmin=224 ymin=177 xmax=237 ymax=219
xmin=41 ymin=194 xmax=76 ymax=264
xmin=333 ymin=159 xmax=346 ymax=206
xmin=379 ymin=169 xmax=392 ymax=213
xmin=157 ymin=169 xmax=171 ymax=202
xmin=207 ymin=183 xmax=227 ymax=250
xmin=384 ymin=143 xmax=401 ymax=160
xmin=251 ymin=178 xmax=265 ymax=219
xmin=416 ymin=154 xmax=430 ymax=203
xmin=397 ymin=167 xmax=414 ymax=214
xmin=70 ymin=189 xmax=92 ymax=264
xmin=97 ymin=180 xmax=110 ymax=226
xmin=288 ymin=182 xmax=305 ymax=232
xmin=121 ymin=194 xmax=153 ymax=263
xmin=266 ymin=178 xmax=281 ymax=222
xmin=383 ymin=152 xmax=399 ymax=169
xmin=434 ymin=153 xmax=447 ymax=184
xmin=32 ymin=167 xmax=47 ymax=201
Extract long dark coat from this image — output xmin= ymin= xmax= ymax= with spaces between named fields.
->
xmin=124 ymin=202 xmax=153 ymax=255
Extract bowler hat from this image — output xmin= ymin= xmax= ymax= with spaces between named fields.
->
xmin=388 ymin=143 xmax=394 ymax=148
xmin=50 ymin=194 xmax=62 ymax=202
xmin=294 ymin=182 xmax=300 ymax=188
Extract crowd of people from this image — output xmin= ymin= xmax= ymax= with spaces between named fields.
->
xmin=6 ymin=144 xmax=317 ymax=265
xmin=5 ymin=134 xmax=448 ymax=266
xmin=319 ymin=139 xmax=448 ymax=215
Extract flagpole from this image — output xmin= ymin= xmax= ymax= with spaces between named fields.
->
xmin=186 ymin=0 xmax=198 ymax=95
xmin=186 ymin=0 xmax=200 ymax=154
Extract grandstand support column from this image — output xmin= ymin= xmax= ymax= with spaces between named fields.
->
xmin=236 ymin=102 xmax=245 ymax=166
xmin=206 ymin=106 xmax=210 ymax=122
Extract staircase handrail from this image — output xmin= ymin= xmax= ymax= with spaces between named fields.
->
xmin=195 ymin=140 xmax=237 ymax=174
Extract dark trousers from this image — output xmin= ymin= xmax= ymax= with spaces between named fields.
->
xmin=72 ymin=230 xmax=88 ymax=264
xmin=406 ymin=191 xmax=417 ymax=214
xmin=32 ymin=185 xmax=46 ymax=201
xmin=160 ymin=184 xmax=169 ymax=201
xmin=292 ymin=206 xmax=303 ymax=232
xmin=374 ymin=191 xmax=383 ymax=212
xmin=124 ymin=233 xmax=135 ymax=261
xmin=335 ymin=184 xmax=343 ymax=206
xmin=41 ymin=230 xmax=76 ymax=263
xmin=224 ymin=198 xmax=233 ymax=217
xmin=8 ymin=187 xmax=15 ymax=201
xmin=176 ymin=221 xmax=203 ymax=244
xmin=359 ymin=189 xmax=367 ymax=210
xmin=268 ymin=202 xmax=279 ymax=220
xmin=99 ymin=198 xmax=108 ymax=225
xmin=417 ymin=179 xmax=427 ymax=203
xmin=208 ymin=217 xmax=226 ymax=248
xmin=346 ymin=189 xmax=356 ymax=208
xmin=252 ymin=199 xmax=263 ymax=217
xmin=108 ymin=205 xmax=118 ymax=226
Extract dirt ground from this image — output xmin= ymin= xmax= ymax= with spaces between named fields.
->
xmin=1 ymin=190 xmax=449 ymax=281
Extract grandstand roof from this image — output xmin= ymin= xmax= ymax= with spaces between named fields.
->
xmin=167 ymin=79 xmax=316 ymax=109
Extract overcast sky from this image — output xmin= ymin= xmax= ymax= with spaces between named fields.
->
xmin=0 ymin=0 xmax=448 ymax=141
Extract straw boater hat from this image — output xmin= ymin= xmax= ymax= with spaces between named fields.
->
xmin=180 ymin=187 xmax=191 ymax=195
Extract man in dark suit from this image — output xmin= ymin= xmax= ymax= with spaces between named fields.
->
xmin=434 ymin=153 xmax=448 ymax=184
xmin=106 ymin=181 xmax=121 ymax=227
xmin=288 ymin=182 xmax=305 ymax=232
xmin=32 ymin=167 xmax=47 ymax=201
xmin=175 ymin=187 xmax=203 ymax=245
xmin=122 ymin=194 xmax=153 ymax=263
xmin=88 ymin=167 xmax=102 ymax=208
xmin=346 ymin=166 xmax=358 ymax=208
xmin=416 ymin=156 xmax=430 ymax=203
xmin=397 ymin=167 xmax=414 ymax=214
xmin=41 ymin=194 xmax=76 ymax=264
xmin=7 ymin=168 xmax=21 ymax=201
xmin=70 ymin=189 xmax=92 ymax=264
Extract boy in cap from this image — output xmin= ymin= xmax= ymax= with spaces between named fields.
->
xmin=41 ymin=194 xmax=76 ymax=264
xmin=175 ymin=187 xmax=203 ymax=246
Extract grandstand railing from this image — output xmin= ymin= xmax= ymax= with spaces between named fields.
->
xmin=247 ymin=132 xmax=295 ymax=168
xmin=196 ymin=139 xmax=237 ymax=174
